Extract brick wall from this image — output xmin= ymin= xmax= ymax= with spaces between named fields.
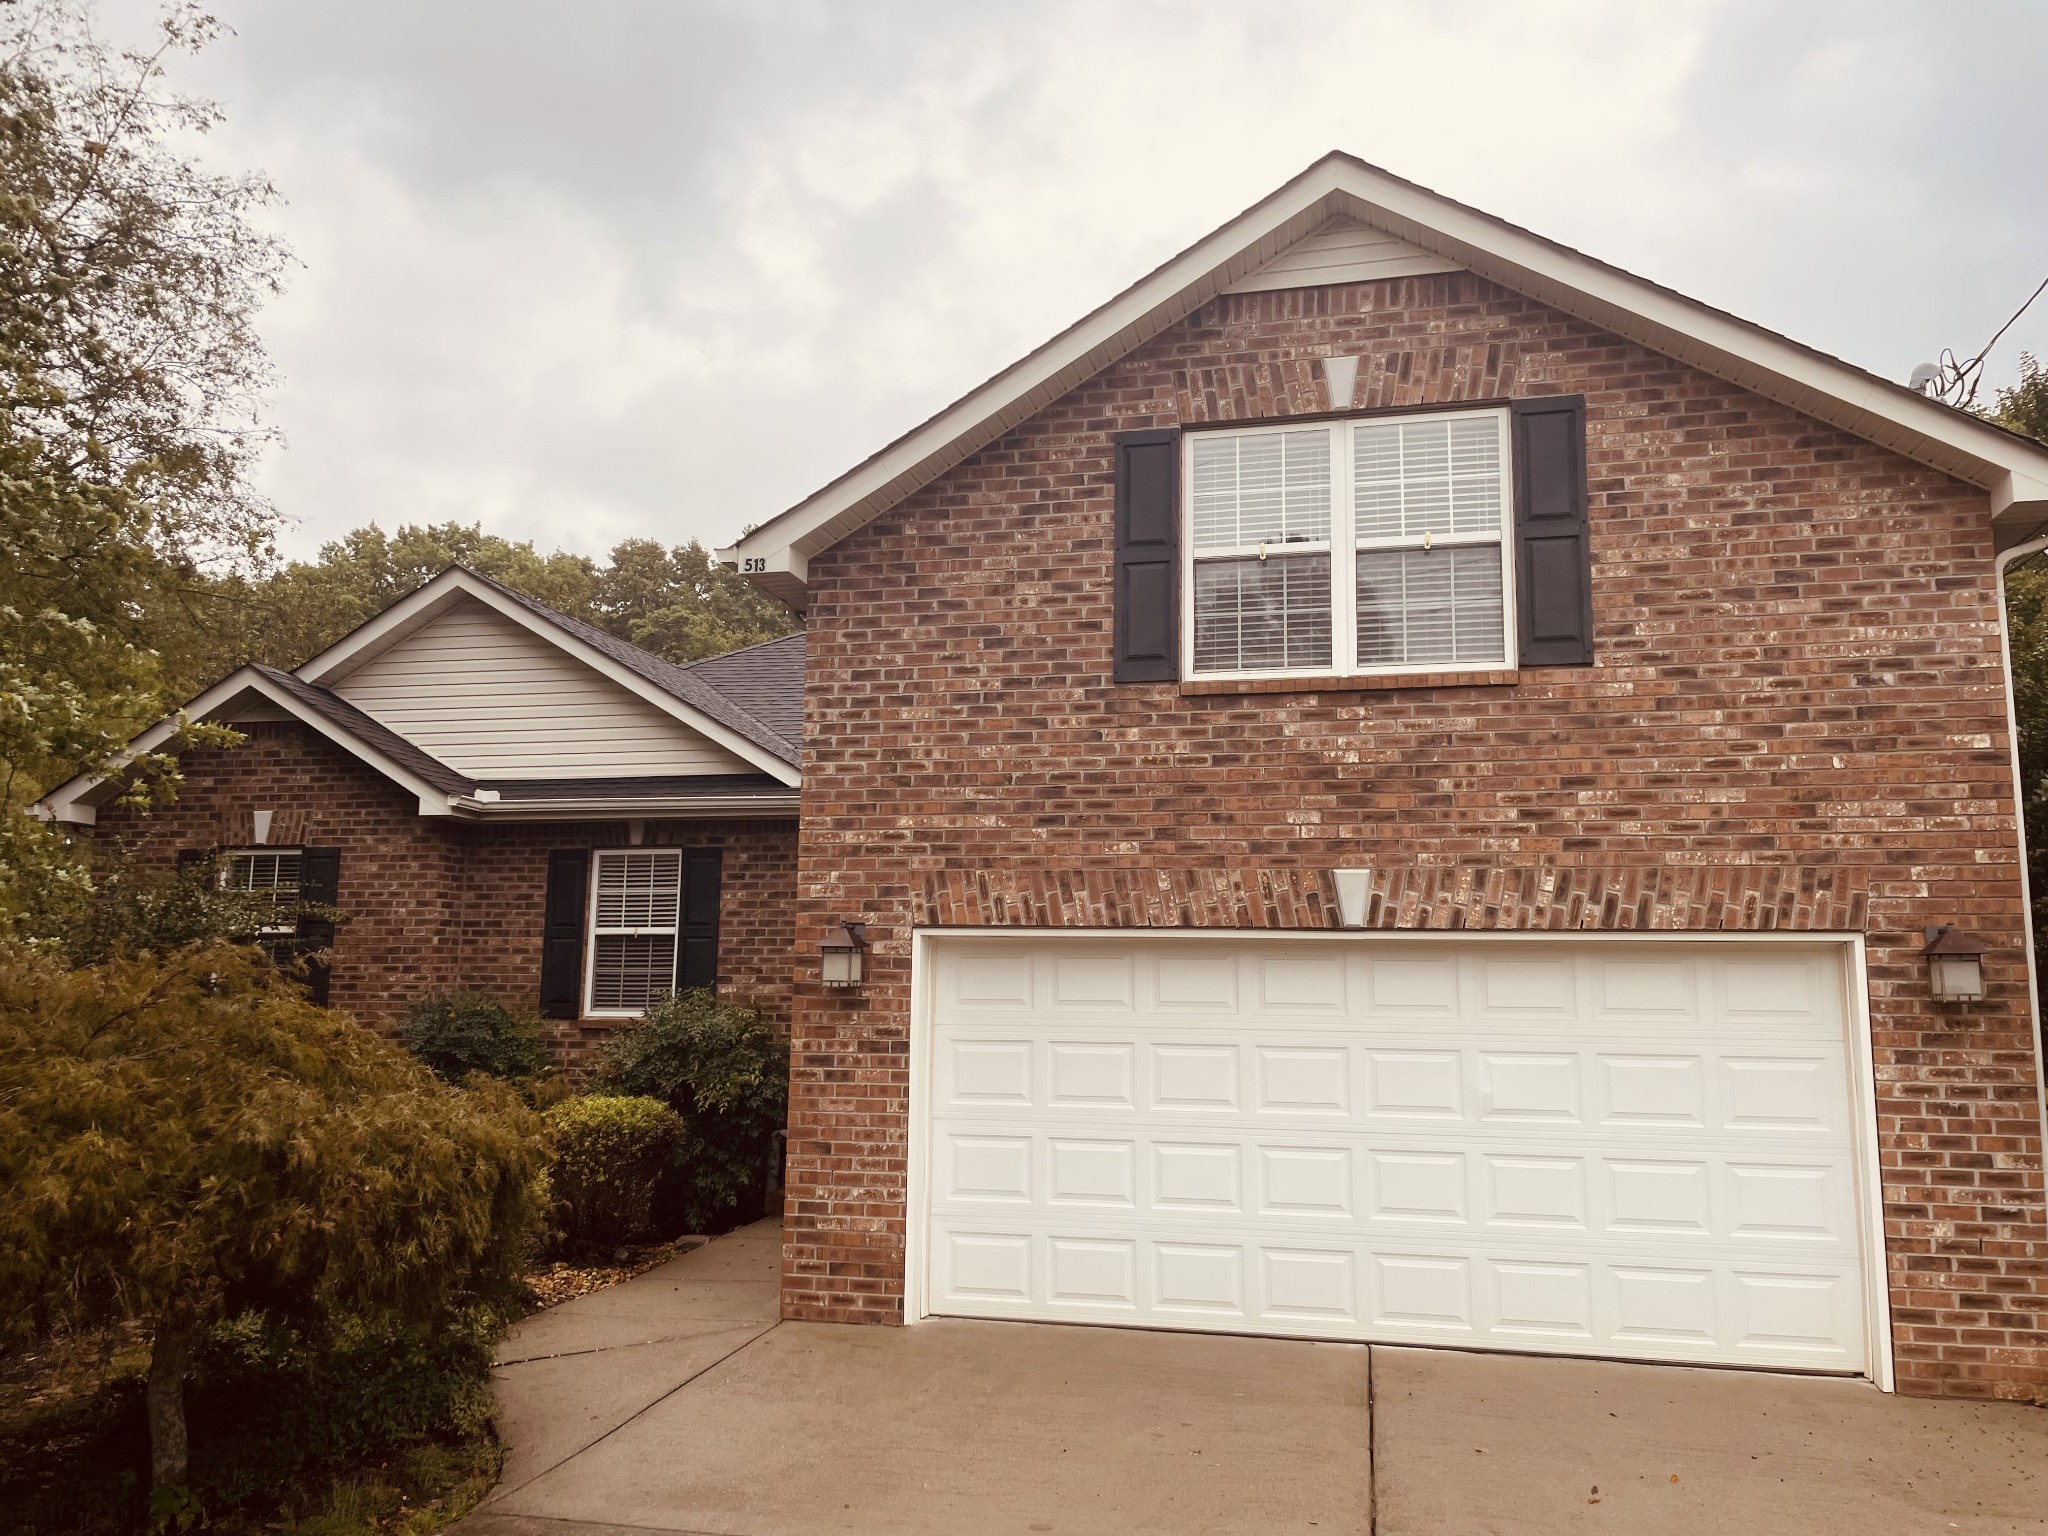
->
xmin=789 ymin=271 xmax=2048 ymax=1399
xmin=92 ymin=722 xmax=799 ymax=1054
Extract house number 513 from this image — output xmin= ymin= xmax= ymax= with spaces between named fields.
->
xmin=742 ymin=558 xmax=767 ymax=573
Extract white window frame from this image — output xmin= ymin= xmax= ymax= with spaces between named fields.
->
xmin=218 ymin=847 xmax=303 ymax=937
xmin=582 ymin=849 xmax=683 ymax=1019
xmin=1179 ymin=406 xmax=1518 ymax=682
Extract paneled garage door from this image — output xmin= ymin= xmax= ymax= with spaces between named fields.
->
xmin=919 ymin=937 xmax=1875 ymax=1374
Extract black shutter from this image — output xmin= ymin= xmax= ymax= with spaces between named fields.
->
xmin=1512 ymin=395 xmax=1594 ymax=667
xmin=539 ymin=850 xmax=590 ymax=1020
xmin=1113 ymin=427 xmax=1181 ymax=682
xmin=678 ymin=847 xmax=721 ymax=992
xmin=294 ymin=847 xmax=341 ymax=1007
xmin=175 ymin=847 xmax=209 ymax=876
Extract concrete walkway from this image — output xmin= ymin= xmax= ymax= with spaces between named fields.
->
xmin=461 ymin=1221 xmax=2048 ymax=1536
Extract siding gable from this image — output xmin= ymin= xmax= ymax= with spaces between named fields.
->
xmin=329 ymin=596 xmax=753 ymax=779
xmin=1224 ymin=214 xmax=1461 ymax=295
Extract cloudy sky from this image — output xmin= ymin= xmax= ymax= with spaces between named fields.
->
xmin=110 ymin=0 xmax=2048 ymax=562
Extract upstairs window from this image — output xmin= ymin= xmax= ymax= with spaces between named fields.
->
xmin=1184 ymin=407 xmax=1514 ymax=679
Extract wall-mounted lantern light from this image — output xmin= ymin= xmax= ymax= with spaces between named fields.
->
xmin=820 ymin=921 xmax=868 ymax=989
xmin=1923 ymin=925 xmax=1988 ymax=1002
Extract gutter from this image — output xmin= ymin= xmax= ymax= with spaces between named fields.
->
xmin=1994 ymin=534 xmax=2048 ymax=1157
xmin=444 ymin=793 xmax=801 ymax=820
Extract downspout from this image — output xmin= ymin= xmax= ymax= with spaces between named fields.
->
xmin=1993 ymin=534 xmax=2048 ymax=1154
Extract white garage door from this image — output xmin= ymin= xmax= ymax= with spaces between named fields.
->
xmin=919 ymin=936 xmax=1875 ymax=1374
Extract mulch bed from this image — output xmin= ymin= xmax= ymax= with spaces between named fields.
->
xmin=521 ymin=1238 xmax=707 ymax=1311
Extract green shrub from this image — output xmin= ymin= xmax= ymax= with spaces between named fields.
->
xmin=399 ymin=990 xmax=549 ymax=1082
xmin=589 ymin=990 xmax=789 ymax=1234
xmin=544 ymin=1095 xmax=683 ymax=1249
xmin=184 ymin=1307 xmax=499 ymax=1508
xmin=0 ymin=941 xmax=549 ymax=1506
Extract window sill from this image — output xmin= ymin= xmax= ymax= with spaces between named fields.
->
xmin=1179 ymin=668 xmax=1520 ymax=697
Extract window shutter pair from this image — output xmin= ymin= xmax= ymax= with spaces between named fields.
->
xmin=538 ymin=847 xmax=722 ymax=1018
xmin=1108 ymin=398 xmax=1595 ymax=677
xmin=295 ymin=848 xmax=342 ymax=1007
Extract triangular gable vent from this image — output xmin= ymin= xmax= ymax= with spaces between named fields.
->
xmin=1224 ymin=214 xmax=1461 ymax=295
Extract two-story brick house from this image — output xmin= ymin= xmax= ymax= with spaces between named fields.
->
xmin=718 ymin=153 xmax=2048 ymax=1399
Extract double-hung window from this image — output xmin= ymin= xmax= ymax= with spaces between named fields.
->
xmin=219 ymin=848 xmax=303 ymax=937
xmin=1185 ymin=406 xmax=1514 ymax=679
xmin=583 ymin=848 xmax=721 ymax=1017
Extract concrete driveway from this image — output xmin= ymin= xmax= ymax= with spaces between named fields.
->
xmin=459 ymin=1222 xmax=2047 ymax=1536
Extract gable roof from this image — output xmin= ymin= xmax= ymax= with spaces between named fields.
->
xmin=299 ymin=567 xmax=801 ymax=778
xmin=716 ymin=151 xmax=2048 ymax=609
xmin=31 ymin=573 xmax=808 ymax=825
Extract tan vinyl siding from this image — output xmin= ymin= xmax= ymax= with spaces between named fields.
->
xmin=1224 ymin=216 xmax=1461 ymax=295
xmin=330 ymin=598 xmax=752 ymax=779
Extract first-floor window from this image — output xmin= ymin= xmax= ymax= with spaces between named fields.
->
xmin=220 ymin=848 xmax=302 ymax=936
xmin=584 ymin=848 xmax=721 ymax=1016
xmin=1186 ymin=406 xmax=1513 ymax=678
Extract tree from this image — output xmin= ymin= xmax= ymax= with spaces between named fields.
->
xmin=0 ymin=941 xmax=546 ymax=1511
xmin=1994 ymin=355 xmax=2048 ymax=1003
xmin=207 ymin=523 xmax=799 ymax=674
xmin=0 ymin=2 xmax=288 ymax=937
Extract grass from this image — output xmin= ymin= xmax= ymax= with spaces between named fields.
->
xmin=0 ymin=1326 xmax=503 ymax=1536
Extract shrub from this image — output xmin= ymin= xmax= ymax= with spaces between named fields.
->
xmin=544 ymin=1095 xmax=683 ymax=1249
xmin=589 ymin=990 xmax=789 ymax=1234
xmin=398 ymin=990 xmax=549 ymax=1083
xmin=0 ymin=941 xmax=548 ymax=1507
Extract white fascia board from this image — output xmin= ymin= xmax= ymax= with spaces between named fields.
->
xmin=32 ymin=668 xmax=455 ymax=825
xmin=722 ymin=153 xmax=2048 ymax=603
xmin=299 ymin=568 xmax=802 ymax=787
xmin=446 ymin=793 xmax=801 ymax=821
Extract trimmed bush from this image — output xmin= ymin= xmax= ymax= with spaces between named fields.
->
xmin=544 ymin=1095 xmax=683 ymax=1249
xmin=589 ymin=990 xmax=789 ymax=1234
xmin=399 ymin=990 xmax=548 ymax=1083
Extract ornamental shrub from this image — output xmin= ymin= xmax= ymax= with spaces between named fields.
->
xmin=589 ymin=990 xmax=789 ymax=1234
xmin=399 ymin=990 xmax=549 ymax=1083
xmin=0 ymin=940 xmax=548 ymax=1508
xmin=544 ymin=1095 xmax=684 ymax=1249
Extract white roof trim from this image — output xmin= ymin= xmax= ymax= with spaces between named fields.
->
xmin=298 ymin=568 xmax=802 ymax=787
xmin=718 ymin=152 xmax=2048 ymax=607
xmin=32 ymin=667 xmax=456 ymax=826
xmin=445 ymin=791 xmax=801 ymax=821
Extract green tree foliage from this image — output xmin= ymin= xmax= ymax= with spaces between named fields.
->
xmin=543 ymin=1094 xmax=684 ymax=1250
xmin=209 ymin=524 xmax=799 ymax=675
xmin=0 ymin=4 xmax=287 ymax=795
xmin=399 ymin=991 xmax=550 ymax=1084
xmin=0 ymin=942 xmax=547 ymax=1507
xmin=0 ymin=3 xmax=289 ymax=946
xmin=1993 ymin=354 xmax=2048 ymax=997
xmin=590 ymin=991 xmax=789 ymax=1234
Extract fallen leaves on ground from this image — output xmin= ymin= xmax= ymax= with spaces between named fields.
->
xmin=521 ymin=1239 xmax=706 ymax=1311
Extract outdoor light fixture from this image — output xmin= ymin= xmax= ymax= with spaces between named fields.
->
xmin=1923 ymin=925 xmax=1988 ymax=1002
xmin=820 ymin=921 xmax=868 ymax=989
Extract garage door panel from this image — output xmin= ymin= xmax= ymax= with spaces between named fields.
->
xmin=925 ymin=939 xmax=1870 ymax=1374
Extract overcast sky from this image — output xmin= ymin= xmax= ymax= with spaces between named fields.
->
xmin=112 ymin=0 xmax=2048 ymax=562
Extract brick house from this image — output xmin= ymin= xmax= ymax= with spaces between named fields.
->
xmin=37 ymin=567 xmax=805 ymax=1051
xmin=715 ymin=154 xmax=2048 ymax=1399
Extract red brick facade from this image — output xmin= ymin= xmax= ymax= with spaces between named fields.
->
xmin=92 ymin=722 xmax=799 ymax=1054
xmin=788 ymin=272 xmax=2048 ymax=1399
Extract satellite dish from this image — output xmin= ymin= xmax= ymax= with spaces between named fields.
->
xmin=1909 ymin=362 xmax=1942 ymax=394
